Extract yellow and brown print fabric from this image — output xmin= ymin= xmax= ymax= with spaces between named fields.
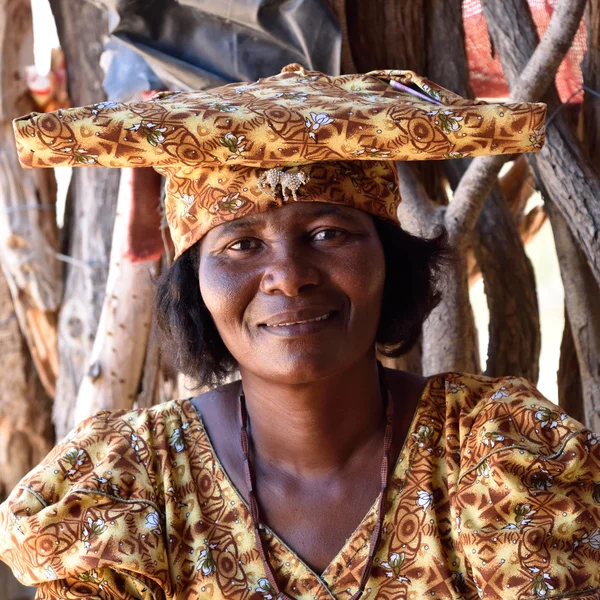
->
xmin=12 ymin=65 xmax=546 ymax=257
xmin=160 ymin=160 xmax=399 ymax=258
xmin=1 ymin=373 xmax=599 ymax=600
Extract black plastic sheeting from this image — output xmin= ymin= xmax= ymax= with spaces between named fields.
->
xmin=96 ymin=0 xmax=341 ymax=95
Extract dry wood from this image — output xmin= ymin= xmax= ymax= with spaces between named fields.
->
xmin=499 ymin=157 xmax=535 ymax=225
xmin=428 ymin=0 xmax=541 ymax=380
xmin=471 ymin=185 xmax=540 ymax=381
xmin=545 ymin=201 xmax=600 ymax=432
xmin=558 ymin=309 xmax=585 ymax=424
xmin=420 ymin=0 xmax=541 ymax=377
xmin=396 ymin=160 xmax=480 ymax=373
xmin=345 ymin=0 xmax=426 ymax=73
xmin=0 ymin=266 xmax=53 ymax=500
xmin=74 ymin=169 xmax=160 ymax=422
xmin=481 ymin=0 xmax=600 ymax=289
xmin=50 ymin=0 xmax=121 ymax=437
xmin=483 ymin=0 xmax=600 ymax=425
xmin=0 ymin=123 xmax=61 ymax=397
xmin=326 ymin=0 xmax=357 ymax=73
xmin=136 ymin=329 xmax=162 ymax=409
xmin=582 ymin=0 xmax=600 ymax=160
xmin=446 ymin=0 xmax=587 ymax=246
xmin=0 ymin=0 xmax=61 ymax=397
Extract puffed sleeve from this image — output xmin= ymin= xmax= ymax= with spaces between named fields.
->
xmin=0 ymin=408 xmax=172 ymax=599
xmin=454 ymin=377 xmax=600 ymax=599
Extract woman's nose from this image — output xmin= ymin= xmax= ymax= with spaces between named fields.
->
xmin=259 ymin=245 xmax=321 ymax=296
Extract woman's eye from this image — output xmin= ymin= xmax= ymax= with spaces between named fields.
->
xmin=312 ymin=229 xmax=343 ymax=241
xmin=227 ymin=238 xmax=260 ymax=251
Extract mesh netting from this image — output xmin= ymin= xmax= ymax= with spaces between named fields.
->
xmin=463 ymin=0 xmax=587 ymax=102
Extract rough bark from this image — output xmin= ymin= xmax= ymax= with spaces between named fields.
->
xmin=50 ymin=0 xmax=120 ymax=437
xmin=136 ymin=328 xmax=162 ymax=409
xmin=0 ymin=266 xmax=53 ymax=501
xmin=424 ymin=0 xmax=540 ymax=378
xmin=472 ymin=185 xmax=540 ymax=381
xmin=422 ymin=249 xmax=481 ymax=375
xmin=544 ymin=200 xmax=600 ymax=432
xmin=0 ymin=0 xmax=61 ymax=398
xmin=74 ymin=169 xmax=160 ymax=423
xmin=326 ymin=0 xmax=357 ymax=73
xmin=558 ymin=310 xmax=585 ymax=424
xmin=572 ymin=0 xmax=600 ymax=427
xmin=345 ymin=0 xmax=426 ymax=73
xmin=446 ymin=0 xmax=587 ymax=247
xmin=483 ymin=0 xmax=600 ymax=424
xmin=0 ymin=0 xmax=55 ymax=505
xmin=481 ymin=0 xmax=600 ymax=289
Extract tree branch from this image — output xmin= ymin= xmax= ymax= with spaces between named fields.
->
xmin=444 ymin=0 xmax=585 ymax=243
xmin=396 ymin=162 xmax=442 ymax=236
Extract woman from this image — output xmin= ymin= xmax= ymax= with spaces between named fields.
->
xmin=2 ymin=65 xmax=599 ymax=599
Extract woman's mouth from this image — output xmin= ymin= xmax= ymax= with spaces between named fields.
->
xmin=259 ymin=310 xmax=338 ymax=336
xmin=264 ymin=312 xmax=333 ymax=327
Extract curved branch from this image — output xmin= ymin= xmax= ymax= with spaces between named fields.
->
xmin=396 ymin=162 xmax=442 ymax=236
xmin=511 ymin=0 xmax=587 ymax=101
xmin=445 ymin=0 xmax=585 ymax=242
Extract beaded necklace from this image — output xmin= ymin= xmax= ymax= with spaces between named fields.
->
xmin=237 ymin=367 xmax=394 ymax=600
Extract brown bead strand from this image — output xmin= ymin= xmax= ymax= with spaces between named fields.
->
xmin=238 ymin=365 xmax=394 ymax=600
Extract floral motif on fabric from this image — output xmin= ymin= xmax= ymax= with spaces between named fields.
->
xmin=1 ymin=373 xmax=599 ymax=599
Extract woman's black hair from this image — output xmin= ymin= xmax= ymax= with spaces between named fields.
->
xmin=154 ymin=217 xmax=449 ymax=387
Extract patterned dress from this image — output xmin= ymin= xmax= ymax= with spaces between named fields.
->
xmin=1 ymin=373 xmax=599 ymax=600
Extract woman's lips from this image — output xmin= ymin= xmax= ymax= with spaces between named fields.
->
xmin=263 ymin=311 xmax=333 ymax=327
xmin=259 ymin=310 xmax=338 ymax=336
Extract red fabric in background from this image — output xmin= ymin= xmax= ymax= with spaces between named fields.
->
xmin=464 ymin=0 xmax=587 ymax=102
xmin=125 ymin=90 xmax=173 ymax=263
xmin=124 ymin=167 xmax=173 ymax=263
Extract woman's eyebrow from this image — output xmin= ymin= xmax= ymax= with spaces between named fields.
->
xmin=214 ymin=205 xmax=360 ymax=238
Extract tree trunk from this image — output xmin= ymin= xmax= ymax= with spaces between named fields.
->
xmin=0 ymin=0 xmax=61 ymax=399
xmin=49 ymin=0 xmax=120 ymax=437
xmin=425 ymin=0 xmax=540 ymax=380
xmin=0 ymin=0 xmax=55 ymax=499
xmin=558 ymin=309 xmax=585 ymax=424
xmin=74 ymin=169 xmax=160 ymax=422
xmin=345 ymin=0 xmax=426 ymax=73
xmin=0 ymin=267 xmax=54 ymax=499
xmin=472 ymin=185 xmax=540 ymax=381
xmin=482 ymin=0 xmax=600 ymax=425
xmin=544 ymin=197 xmax=600 ymax=432
xmin=481 ymin=0 xmax=600 ymax=288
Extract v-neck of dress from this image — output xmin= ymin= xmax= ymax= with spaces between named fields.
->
xmin=181 ymin=375 xmax=436 ymax=592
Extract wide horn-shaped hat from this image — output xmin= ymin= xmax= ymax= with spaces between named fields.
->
xmin=13 ymin=63 xmax=546 ymax=258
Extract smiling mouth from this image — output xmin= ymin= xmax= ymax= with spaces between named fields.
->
xmin=262 ymin=311 xmax=334 ymax=328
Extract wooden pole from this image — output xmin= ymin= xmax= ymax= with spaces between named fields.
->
xmin=49 ymin=0 xmax=121 ymax=437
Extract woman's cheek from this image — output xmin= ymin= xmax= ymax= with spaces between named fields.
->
xmin=199 ymin=257 xmax=256 ymax=327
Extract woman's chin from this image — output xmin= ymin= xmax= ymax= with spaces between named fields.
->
xmin=239 ymin=347 xmax=363 ymax=386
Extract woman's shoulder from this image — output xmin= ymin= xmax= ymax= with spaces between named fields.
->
xmin=0 ymin=401 xmax=192 ymax=591
xmin=436 ymin=371 xmax=590 ymax=454
xmin=443 ymin=374 xmax=600 ymax=597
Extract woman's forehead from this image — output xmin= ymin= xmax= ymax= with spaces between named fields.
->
xmin=209 ymin=202 xmax=370 ymax=236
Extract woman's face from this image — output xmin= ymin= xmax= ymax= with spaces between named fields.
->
xmin=198 ymin=202 xmax=386 ymax=384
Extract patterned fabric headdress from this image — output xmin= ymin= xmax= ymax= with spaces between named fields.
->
xmin=13 ymin=64 xmax=546 ymax=258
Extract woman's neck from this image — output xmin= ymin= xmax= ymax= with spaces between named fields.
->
xmin=238 ymin=357 xmax=384 ymax=479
